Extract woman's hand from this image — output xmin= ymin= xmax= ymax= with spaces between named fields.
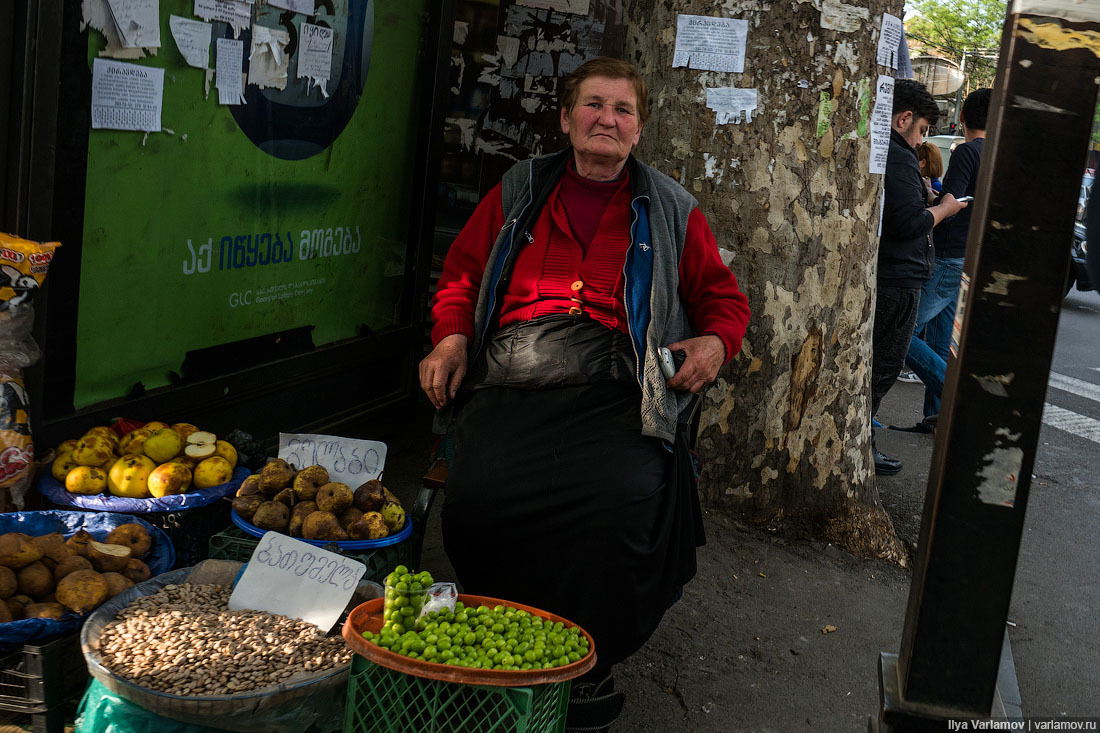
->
xmin=419 ymin=334 xmax=468 ymax=409
xmin=664 ymin=334 xmax=726 ymax=393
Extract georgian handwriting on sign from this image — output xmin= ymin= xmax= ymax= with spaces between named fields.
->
xmin=228 ymin=532 xmax=367 ymax=632
xmin=278 ymin=433 xmax=387 ymax=487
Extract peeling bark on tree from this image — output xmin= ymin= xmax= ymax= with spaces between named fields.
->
xmin=623 ymin=0 xmax=906 ymax=564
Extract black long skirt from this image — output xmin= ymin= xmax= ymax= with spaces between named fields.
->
xmin=441 ymin=380 xmax=701 ymax=671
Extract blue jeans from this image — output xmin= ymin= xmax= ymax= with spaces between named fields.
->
xmin=905 ymin=257 xmax=963 ymax=417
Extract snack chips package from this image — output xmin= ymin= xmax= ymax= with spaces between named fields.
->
xmin=0 ymin=233 xmax=60 ymax=317
xmin=0 ymin=233 xmax=59 ymax=506
xmin=0 ymin=373 xmax=32 ymax=490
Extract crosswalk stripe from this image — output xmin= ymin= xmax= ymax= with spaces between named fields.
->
xmin=1042 ymin=403 xmax=1100 ymax=444
xmin=1047 ymin=372 xmax=1100 ymax=404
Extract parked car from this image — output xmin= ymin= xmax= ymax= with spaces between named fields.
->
xmin=1069 ymin=220 xmax=1094 ymax=296
xmin=1077 ymin=173 xmax=1094 ymax=221
xmin=927 ymin=134 xmax=965 ymax=171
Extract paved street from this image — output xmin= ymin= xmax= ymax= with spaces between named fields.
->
xmin=1011 ymin=285 xmax=1100 ymax=716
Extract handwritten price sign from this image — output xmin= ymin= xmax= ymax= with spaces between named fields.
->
xmin=228 ymin=532 xmax=367 ymax=631
xmin=278 ymin=432 xmax=387 ymax=487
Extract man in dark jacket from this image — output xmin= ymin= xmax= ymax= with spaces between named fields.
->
xmin=872 ymin=79 xmax=967 ymax=475
xmin=902 ymin=88 xmax=991 ymax=429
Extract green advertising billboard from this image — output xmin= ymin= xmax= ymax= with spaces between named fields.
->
xmin=74 ymin=0 xmax=425 ymax=409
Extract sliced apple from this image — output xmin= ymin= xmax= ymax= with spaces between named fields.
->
xmin=184 ymin=430 xmax=217 ymax=459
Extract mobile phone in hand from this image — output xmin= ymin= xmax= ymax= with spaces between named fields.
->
xmin=659 ymin=347 xmax=684 ymax=379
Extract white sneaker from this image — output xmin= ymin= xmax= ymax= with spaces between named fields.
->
xmin=897 ymin=369 xmax=922 ymax=384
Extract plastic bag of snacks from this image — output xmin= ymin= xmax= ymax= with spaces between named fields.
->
xmin=0 ymin=233 xmax=60 ymax=506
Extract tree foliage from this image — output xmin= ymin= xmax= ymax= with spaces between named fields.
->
xmin=906 ymin=0 xmax=1007 ymax=89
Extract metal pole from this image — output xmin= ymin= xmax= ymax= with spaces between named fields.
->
xmin=878 ymin=5 xmax=1100 ymax=729
xmin=952 ymin=51 xmax=966 ymax=131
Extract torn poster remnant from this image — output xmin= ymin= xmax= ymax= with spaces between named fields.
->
xmin=705 ymin=87 xmax=758 ymax=124
xmin=514 ymin=0 xmax=590 ymax=15
xmin=82 ymin=0 xmax=157 ymax=59
xmin=106 ymin=0 xmax=161 ymax=49
xmin=249 ymin=24 xmax=291 ymax=90
xmin=820 ymin=0 xmax=869 ymax=33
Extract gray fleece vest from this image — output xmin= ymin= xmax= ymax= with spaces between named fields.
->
xmin=464 ymin=149 xmax=698 ymax=442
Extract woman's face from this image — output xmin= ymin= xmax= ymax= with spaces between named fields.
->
xmin=560 ymin=76 xmax=643 ymax=167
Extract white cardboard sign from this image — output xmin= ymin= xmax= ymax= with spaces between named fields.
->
xmin=229 ymin=531 xmax=366 ymax=631
xmin=278 ymin=432 xmax=387 ymax=488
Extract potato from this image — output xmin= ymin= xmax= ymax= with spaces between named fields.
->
xmin=54 ymin=555 xmax=93 ymax=583
xmin=65 ymin=530 xmax=95 ymax=557
xmin=0 ymin=533 xmax=44 ymax=569
xmin=32 ymin=533 xmax=74 ymax=563
xmin=0 ymin=602 xmax=11 ymax=623
xmin=0 ymin=566 xmax=16 ymax=598
xmin=101 ymin=572 xmax=133 ymax=598
xmin=122 ymin=559 xmax=151 ymax=583
xmin=24 ymin=602 xmax=65 ymax=619
xmin=86 ymin=541 xmax=131 ymax=573
xmin=105 ymin=524 xmax=152 ymax=559
xmin=5 ymin=598 xmax=25 ymax=620
xmin=17 ymin=561 xmax=54 ymax=599
xmin=56 ymin=570 xmax=109 ymax=613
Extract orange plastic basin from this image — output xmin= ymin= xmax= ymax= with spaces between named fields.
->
xmin=342 ymin=593 xmax=597 ymax=686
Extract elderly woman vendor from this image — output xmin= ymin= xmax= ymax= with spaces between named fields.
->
xmin=420 ymin=56 xmax=750 ymax=730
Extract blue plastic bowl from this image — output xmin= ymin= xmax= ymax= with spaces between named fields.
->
xmin=230 ymin=508 xmax=412 ymax=549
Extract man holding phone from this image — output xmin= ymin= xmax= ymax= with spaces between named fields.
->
xmin=900 ymin=88 xmax=991 ymax=432
xmin=872 ymin=79 xmax=968 ymax=475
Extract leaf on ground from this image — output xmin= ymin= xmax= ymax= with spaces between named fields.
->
xmin=822 ymin=624 xmax=838 ymax=634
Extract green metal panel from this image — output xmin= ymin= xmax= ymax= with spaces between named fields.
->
xmin=74 ymin=0 xmax=425 ymax=408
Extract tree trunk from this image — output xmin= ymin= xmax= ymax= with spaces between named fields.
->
xmin=623 ymin=0 xmax=906 ymax=563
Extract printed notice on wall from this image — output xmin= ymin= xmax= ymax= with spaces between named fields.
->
xmin=869 ymin=75 xmax=894 ymax=175
xmin=90 ymin=58 xmax=164 ymax=132
xmin=169 ymin=15 xmax=212 ymax=69
xmin=876 ymin=13 xmax=903 ymax=69
xmin=267 ymin=0 xmax=315 ymax=14
xmin=705 ymin=87 xmax=758 ymax=124
xmin=216 ymin=37 xmax=245 ymax=105
xmin=297 ymin=22 xmax=334 ymax=96
xmin=673 ymin=15 xmax=748 ymax=74
xmin=194 ymin=0 xmax=251 ymax=38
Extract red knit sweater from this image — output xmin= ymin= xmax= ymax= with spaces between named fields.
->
xmin=431 ymin=172 xmax=749 ymax=362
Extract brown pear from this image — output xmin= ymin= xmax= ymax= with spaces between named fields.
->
xmin=301 ymin=511 xmax=348 ymax=542
xmin=347 ymin=512 xmax=389 ymax=540
xmin=353 ymin=480 xmax=385 ymax=513
xmin=315 ymin=482 xmax=353 ymax=514
xmin=259 ymin=459 xmax=295 ymax=495
xmin=237 ymin=474 xmax=261 ymax=497
xmin=292 ymin=465 xmax=329 ymax=501
xmin=232 ymin=495 xmax=263 ymax=521
xmin=288 ymin=501 xmax=317 ymax=537
xmin=251 ymin=501 xmax=290 ymax=531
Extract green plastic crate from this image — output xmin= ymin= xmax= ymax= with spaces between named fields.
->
xmin=207 ymin=527 xmax=410 ymax=583
xmin=344 ymin=656 xmax=570 ymax=733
